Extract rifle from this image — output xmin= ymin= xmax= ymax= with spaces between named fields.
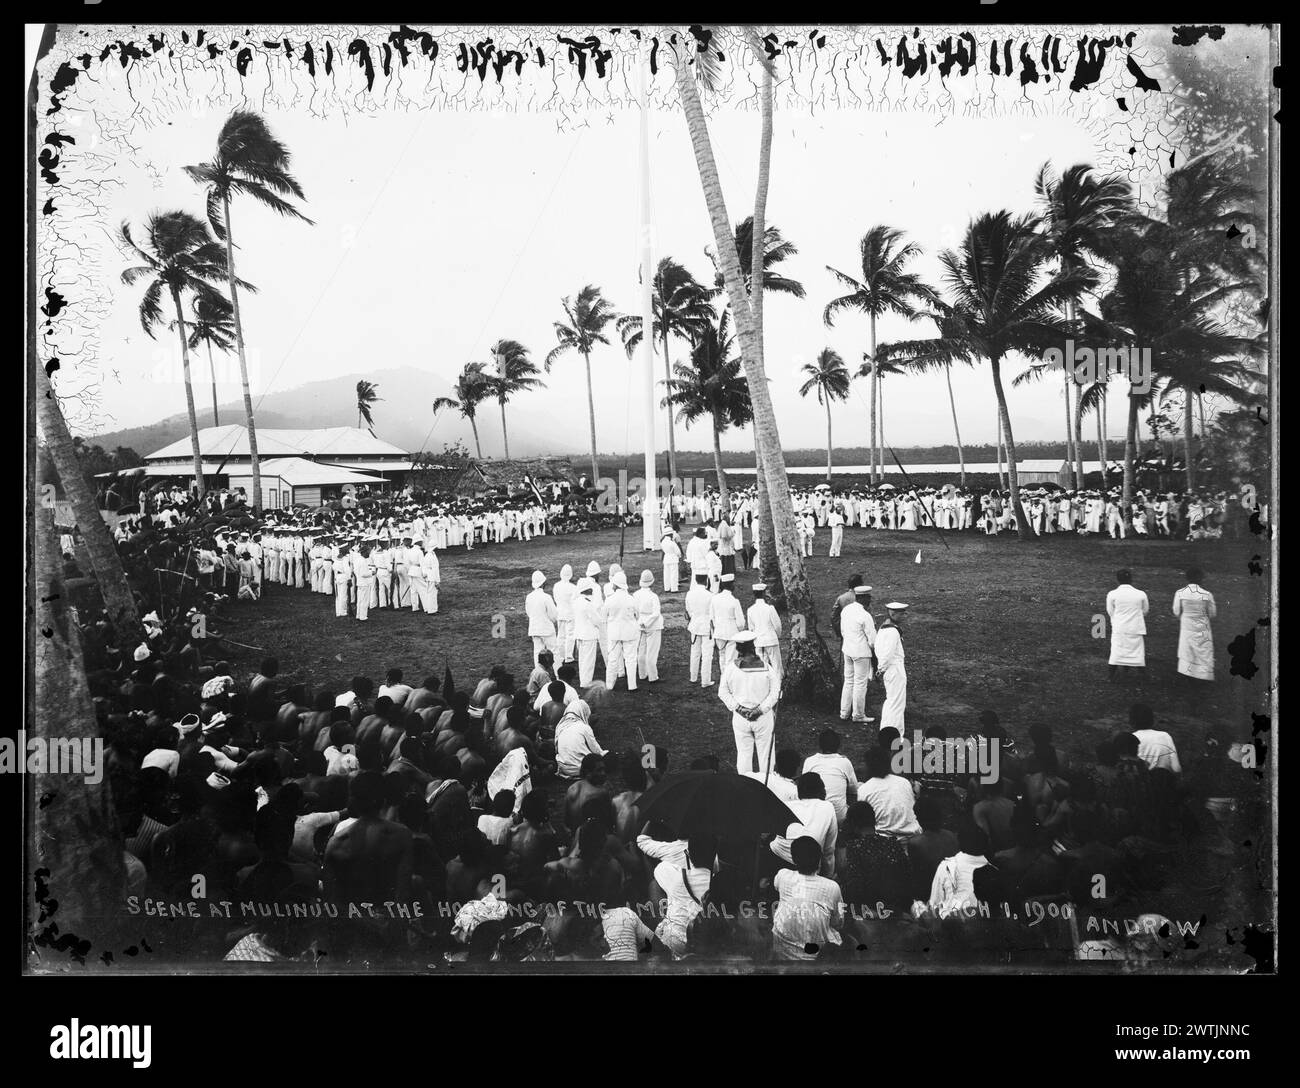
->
xmin=887 ymin=447 xmax=951 ymax=551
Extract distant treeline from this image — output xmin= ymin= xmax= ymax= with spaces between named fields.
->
xmin=589 ymin=442 xmax=1102 ymax=475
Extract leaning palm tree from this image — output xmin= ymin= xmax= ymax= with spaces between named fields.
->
xmin=824 ymin=226 xmax=938 ymax=484
xmin=675 ymin=29 xmax=834 ymax=703
xmin=487 ymin=339 xmax=543 ymax=459
xmin=433 ymin=361 xmax=492 ymax=458
xmin=185 ymin=110 xmax=313 ymax=513
xmin=545 ymin=285 xmax=619 ymax=483
xmin=356 ymin=380 xmax=381 ymax=434
xmin=878 ymin=212 xmax=1088 ymax=540
xmin=183 ymin=293 xmax=235 ymax=426
xmin=616 ymin=257 xmax=714 ymax=485
xmin=797 ymin=349 xmax=851 ymax=481
xmin=1034 ymin=162 xmax=1135 ymax=489
xmin=664 ymin=309 xmax=753 ymax=512
xmin=119 ymin=210 xmax=251 ymax=499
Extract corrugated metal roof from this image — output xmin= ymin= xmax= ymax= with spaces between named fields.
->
xmin=144 ymin=426 xmax=408 ymax=461
xmin=254 ymin=458 xmax=387 ymax=487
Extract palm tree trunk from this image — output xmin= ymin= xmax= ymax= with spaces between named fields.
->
xmin=945 ymin=363 xmax=966 ymax=486
xmin=824 ymin=394 xmax=833 ymax=482
xmin=583 ymin=350 xmax=600 ymax=484
xmin=1063 ymin=366 xmax=1077 ymax=484
xmin=1067 ymin=300 xmax=1085 ymax=489
xmin=868 ymin=317 xmax=879 ymax=485
xmin=499 ymin=400 xmax=511 ymax=459
xmin=1122 ymin=390 xmax=1138 ymax=514
xmin=32 ymin=497 xmax=127 ymax=949
xmin=1073 ymin=387 xmax=1088 ymax=488
xmin=1183 ymin=389 xmax=1195 ymax=493
xmin=996 ymin=409 xmax=1005 ymax=489
xmin=711 ymin=421 xmax=729 ymax=512
xmin=662 ymin=325 xmax=678 ymax=485
xmin=754 ymin=438 xmax=782 ymax=601
xmin=170 ymin=287 xmax=206 ymax=499
xmin=991 ymin=356 xmax=1030 ymax=539
xmin=222 ymin=192 xmax=260 ymax=512
xmin=878 ymin=375 xmax=886 ymax=458
xmin=206 ymin=341 xmax=220 ymax=426
xmin=675 ymin=46 xmax=823 ymax=686
xmin=469 ymin=415 xmax=483 ymax=459
xmin=1100 ymin=386 xmax=1109 ymax=477
xmin=35 ymin=365 xmax=141 ymax=641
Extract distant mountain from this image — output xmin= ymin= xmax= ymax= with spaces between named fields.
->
xmin=85 ymin=366 xmax=565 ymax=458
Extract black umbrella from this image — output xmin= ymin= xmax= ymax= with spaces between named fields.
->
xmin=634 ymin=771 xmax=796 ymax=841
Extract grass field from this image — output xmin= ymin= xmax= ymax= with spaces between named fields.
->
xmin=221 ymin=523 xmax=1268 ymax=775
xmin=189 ymin=522 xmax=1272 ymax=965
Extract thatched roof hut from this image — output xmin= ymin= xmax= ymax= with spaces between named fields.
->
xmin=459 ymin=457 xmax=576 ymax=496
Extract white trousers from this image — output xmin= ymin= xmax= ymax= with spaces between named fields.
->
xmin=408 ymin=577 xmax=425 ymax=612
xmin=607 ymin=639 xmax=639 ymax=690
xmin=558 ymin=618 xmax=576 ymax=662
xmin=829 ymin=526 xmax=844 ymax=556
xmin=638 ymin=630 xmax=661 ymax=682
xmin=840 ymin=654 xmax=872 ymax=721
xmin=879 ymin=665 xmax=907 ymax=732
xmin=715 ymin=638 xmax=738 ymax=673
xmin=758 ymin=643 xmax=783 ymax=682
xmin=690 ymin=634 xmax=715 ymax=685
xmin=733 ymin=711 xmax=775 ymax=774
xmin=356 ymin=583 xmax=372 ymax=621
xmin=532 ymin=634 xmax=557 ymax=666
xmin=334 ymin=582 xmax=350 ymax=618
xmin=663 ymin=560 xmax=679 ymax=592
xmin=577 ymin=640 xmax=599 ymax=688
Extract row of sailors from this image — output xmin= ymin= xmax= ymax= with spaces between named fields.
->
xmin=245 ymin=528 xmax=444 ymax=619
xmin=523 ymin=563 xmax=783 ymax=692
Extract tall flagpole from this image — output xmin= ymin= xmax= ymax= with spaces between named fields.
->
xmin=637 ymin=42 xmax=660 ymax=551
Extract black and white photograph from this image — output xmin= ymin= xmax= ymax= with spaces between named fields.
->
xmin=25 ymin=16 xmax=1277 ymax=1008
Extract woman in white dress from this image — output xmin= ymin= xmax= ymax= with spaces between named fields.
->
xmin=1173 ymin=568 xmax=1217 ymax=681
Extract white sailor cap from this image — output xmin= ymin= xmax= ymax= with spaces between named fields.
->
xmin=751 ymin=582 xmax=767 ymax=592
xmin=885 ymin=601 xmax=909 ymax=610
xmin=720 ymin=573 xmax=735 ymax=583
xmin=853 ymin=585 xmax=873 ymax=594
xmin=733 ymin=630 xmax=756 ymax=644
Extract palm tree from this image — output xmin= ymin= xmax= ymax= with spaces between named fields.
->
xmin=797 ymin=350 xmax=851 ymax=481
xmin=487 ymin=339 xmax=543 ymax=459
xmin=1091 ymin=231 xmax=1253 ymax=508
xmin=705 ymin=217 xmax=807 ymax=302
xmin=664 ymin=310 xmax=753 ymax=511
xmin=35 ymin=363 xmax=141 ymax=641
xmin=545 ymin=285 xmax=619 ymax=483
xmin=433 ymin=361 xmax=492 ymax=458
xmin=878 ymin=212 xmax=1088 ymax=540
xmin=1034 ymin=162 xmax=1136 ymax=489
xmin=185 ymin=110 xmax=313 ymax=513
xmin=356 ymin=380 xmax=381 ymax=434
xmin=184 ymin=293 xmax=235 ymax=427
xmin=616 ymin=257 xmax=713 ymax=486
xmin=858 ymin=351 xmax=908 ymax=469
xmin=675 ymin=29 xmax=830 ymax=700
xmin=119 ymin=211 xmax=250 ymax=499
xmin=824 ymin=226 xmax=937 ymax=484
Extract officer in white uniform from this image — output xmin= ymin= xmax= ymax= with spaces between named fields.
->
xmin=525 ymin=570 xmax=559 ymax=665
xmin=634 ymin=569 xmax=663 ymax=683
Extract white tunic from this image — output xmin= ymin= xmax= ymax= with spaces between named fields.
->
xmin=1172 ymin=584 xmax=1216 ymax=680
xmin=1106 ymin=584 xmax=1149 ymax=666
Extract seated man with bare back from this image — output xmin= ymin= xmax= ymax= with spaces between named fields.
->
xmin=565 ymin=754 xmax=612 ymax=832
xmin=323 ymin=771 xmax=414 ymax=909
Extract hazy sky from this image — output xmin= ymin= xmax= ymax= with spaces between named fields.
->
xmin=73 ymin=35 xmax=1145 ymax=454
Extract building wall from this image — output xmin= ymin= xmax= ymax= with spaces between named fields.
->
xmin=293 ymin=486 xmax=322 ymax=508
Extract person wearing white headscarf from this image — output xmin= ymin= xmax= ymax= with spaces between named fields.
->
xmin=554 ymin=700 xmax=605 ymax=779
